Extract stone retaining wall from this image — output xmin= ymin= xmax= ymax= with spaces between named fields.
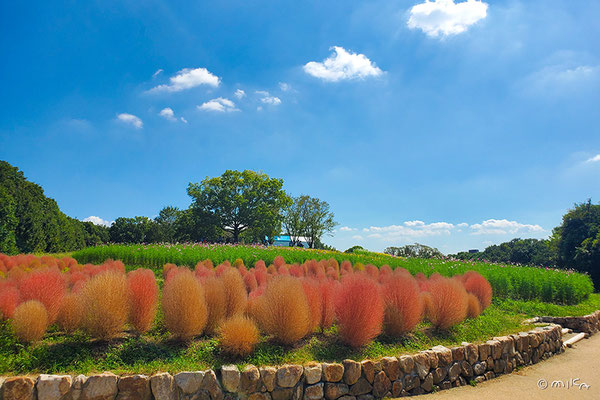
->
xmin=0 ymin=325 xmax=564 ymax=400
xmin=539 ymin=310 xmax=600 ymax=334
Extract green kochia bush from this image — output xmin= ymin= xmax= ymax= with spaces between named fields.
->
xmin=73 ymin=244 xmax=595 ymax=304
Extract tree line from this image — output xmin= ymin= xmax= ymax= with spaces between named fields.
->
xmin=0 ymin=163 xmax=337 ymax=254
xmin=0 ymin=161 xmax=108 ymax=254
xmin=451 ymin=200 xmax=600 ymax=289
xmin=109 ymin=170 xmax=337 ymax=248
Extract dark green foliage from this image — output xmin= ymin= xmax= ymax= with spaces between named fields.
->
xmin=0 ymin=161 xmax=108 ymax=254
xmin=282 ymin=195 xmax=337 ymax=248
xmin=453 ymin=238 xmax=555 ymax=267
xmin=187 ymin=170 xmax=291 ymax=243
xmin=344 ymin=245 xmax=364 ymax=253
xmin=554 ymin=199 xmax=600 ymax=290
xmin=385 ymin=243 xmax=443 ymax=258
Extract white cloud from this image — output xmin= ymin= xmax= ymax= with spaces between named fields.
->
xmin=149 ymin=67 xmax=220 ymax=93
xmin=526 ymin=65 xmax=599 ymax=94
xmin=180 ymin=117 xmax=188 ymax=123
xmin=363 ymin=221 xmax=456 ymax=240
xmin=587 ymin=154 xmax=600 ymax=163
xmin=279 ymin=82 xmax=291 ymax=91
xmin=469 ymin=219 xmax=544 ymax=235
xmin=152 ymin=69 xmax=163 ymax=78
xmin=352 ymin=235 xmax=364 ymax=240
xmin=457 ymin=222 xmax=469 ymax=228
xmin=340 ymin=226 xmax=357 ymax=232
xmin=116 ymin=113 xmax=143 ymax=129
xmin=407 ymin=0 xmax=488 ymax=38
xmin=159 ymin=107 xmax=177 ymax=121
xmin=234 ymin=89 xmax=246 ymax=99
xmin=303 ymin=46 xmax=383 ymax=82
xmin=256 ymin=91 xmax=282 ymax=105
xmin=197 ymin=97 xmax=239 ymax=112
xmin=83 ymin=216 xmax=113 ymax=227
xmin=261 ymin=96 xmax=282 ymax=105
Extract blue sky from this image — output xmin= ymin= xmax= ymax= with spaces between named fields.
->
xmin=1 ymin=0 xmax=599 ymax=254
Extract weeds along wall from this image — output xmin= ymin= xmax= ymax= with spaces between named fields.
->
xmin=71 ymin=244 xmax=594 ymax=304
xmin=0 ymin=253 xmax=493 ymax=353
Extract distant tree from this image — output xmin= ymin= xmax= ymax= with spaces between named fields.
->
xmin=344 ymin=245 xmax=364 ymax=254
xmin=384 ymin=243 xmax=443 ymax=258
xmin=0 ymin=186 xmax=18 ymax=254
xmin=173 ymin=208 xmax=220 ymax=243
xmin=299 ymin=196 xmax=337 ymax=249
xmin=554 ymin=199 xmax=600 ymax=288
xmin=187 ymin=170 xmax=290 ymax=243
xmin=109 ymin=216 xmax=159 ymax=244
xmin=155 ymin=206 xmax=181 ymax=243
xmin=282 ymin=196 xmax=306 ymax=244
xmin=82 ymin=221 xmax=110 ymax=246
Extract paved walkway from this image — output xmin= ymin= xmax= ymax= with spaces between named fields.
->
xmin=418 ymin=333 xmax=600 ymax=400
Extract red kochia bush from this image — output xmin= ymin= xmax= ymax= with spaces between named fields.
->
xmin=0 ymin=284 xmax=20 ymax=319
xmin=319 ymin=280 xmax=338 ymax=330
xmin=462 ymin=271 xmax=493 ymax=310
xmin=383 ymin=274 xmax=423 ymax=336
xmin=335 ymin=274 xmax=384 ymax=348
xmin=127 ymin=269 xmax=158 ymax=333
xmin=18 ymin=268 xmax=66 ymax=323
xmin=301 ymin=279 xmax=322 ymax=332
xmin=428 ymin=278 xmax=468 ymax=330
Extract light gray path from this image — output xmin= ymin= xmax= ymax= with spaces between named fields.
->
xmin=416 ymin=333 xmax=600 ymax=400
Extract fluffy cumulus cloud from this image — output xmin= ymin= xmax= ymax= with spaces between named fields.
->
xmin=256 ymin=91 xmax=282 ymax=105
xmin=116 ymin=113 xmax=143 ymax=129
xmin=303 ymin=46 xmax=383 ymax=82
xmin=469 ymin=219 xmax=544 ymax=235
xmin=234 ymin=89 xmax=246 ymax=99
xmin=159 ymin=107 xmax=176 ymax=121
xmin=340 ymin=218 xmax=545 ymax=241
xmin=407 ymin=0 xmax=488 ymax=37
xmin=149 ymin=67 xmax=220 ymax=93
xmin=362 ymin=220 xmax=456 ymax=240
xmin=587 ymin=154 xmax=600 ymax=163
xmin=198 ymin=97 xmax=238 ymax=112
xmin=83 ymin=216 xmax=113 ymax=227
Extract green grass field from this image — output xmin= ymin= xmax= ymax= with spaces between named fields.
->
xmin=73 ymin=244 xmax=595 ymax=304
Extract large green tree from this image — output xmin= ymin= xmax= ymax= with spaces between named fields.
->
xmin=554 ymin=200 xmax=600 ymax=289
xmin=187 ymin=170 xmax=291 ymax=243
xmin=299 ymin=196 xmax=337 ymax=248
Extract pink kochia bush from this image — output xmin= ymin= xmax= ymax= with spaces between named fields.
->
xmin=127 ymin=268 xmax=159 ymax=333
xmin=0 ymin=252 xmax=494 ymax=350
xmin=427 ymin=278 xmax=468 ymax=330
xmin=18 ymin=268 xmax=66 ymax=324
xmin=334 ymin=273 xmax=384 ymax=348
xmin=462 ymin=271 xmax=493 ymax=310
xmin=383 ymin=274 xmax=423 ymax=336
